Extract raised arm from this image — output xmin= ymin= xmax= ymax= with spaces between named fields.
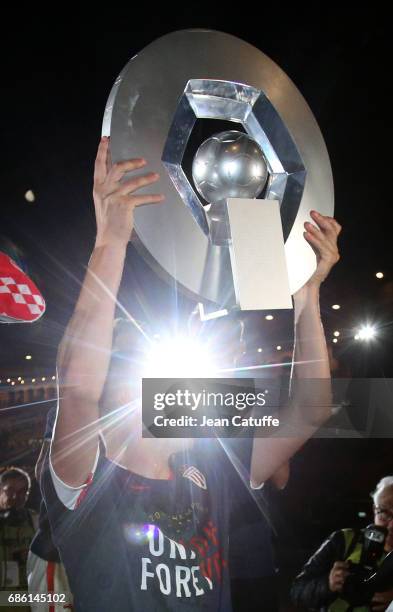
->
xmin=250 ymin=211 xmax=341 ymax=487
xmin=51 ymin=137 xmax=163 ymax=486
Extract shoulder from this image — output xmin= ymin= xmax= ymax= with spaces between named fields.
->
xmin=307 ymin=530 xmax=346 ymax=560
xmin=325 ymin=529 xmax=349 ymax=547
xmin=331 ymin=528 xmax=358 ymax=550
xmin=43 ymin=447 xmax=113 ymax=511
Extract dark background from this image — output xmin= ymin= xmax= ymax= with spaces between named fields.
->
xmin=0 ymin=10 xmax=392 ymax=609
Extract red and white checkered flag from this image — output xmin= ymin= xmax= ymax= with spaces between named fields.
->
xmin=0 ymin=252 xmax=46 ymax=323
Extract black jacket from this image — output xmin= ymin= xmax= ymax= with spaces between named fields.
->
xmin=291 ymin=530 xmax=351 ymax=611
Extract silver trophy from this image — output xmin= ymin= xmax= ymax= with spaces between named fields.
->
xmin=102 ymin=30 xmax=334 ymax=312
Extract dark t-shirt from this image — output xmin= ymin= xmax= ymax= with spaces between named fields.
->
xmin=42 ymin=448 xmax=233 ymax=611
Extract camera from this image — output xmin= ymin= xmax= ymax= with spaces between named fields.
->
xmin=342 ymin=524 xmax=387 ymax=606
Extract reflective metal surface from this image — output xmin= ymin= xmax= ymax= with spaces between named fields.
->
xmin=103 ymin=29 xmax=334 ymax=308
xmin=192 ymin=130 xmax=267 ymax=204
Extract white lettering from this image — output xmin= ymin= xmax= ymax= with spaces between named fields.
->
xmin=166 ymin=393 xmax=176 ymax=406
xmin=140 ymin=558 xmax=154 ymax=590
xmin=149 ymin=528 xmax=164 ymax=556
xmin=191 ymin=392 xmax=202 ymax=410
xmin=169 ymin=539 xmax=187 ymax=560
xmin=175 ymin=566 xmax=192 ymax=597
xmin=154 ymin=393 xmax=165 ymax=410
xmin=191 ymin=566 xmax=205 ymax=596
xmin=156 ymin=563 xmax=171 ymax=595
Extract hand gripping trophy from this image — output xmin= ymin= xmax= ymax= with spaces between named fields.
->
xmin=102 ymin=29 xmax=334 ymax=313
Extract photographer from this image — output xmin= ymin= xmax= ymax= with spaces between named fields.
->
xmin=291 ymin=476 xmax=393 ymax=611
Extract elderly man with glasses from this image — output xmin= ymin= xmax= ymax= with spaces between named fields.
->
xmin=291 ymin=476 xmax=393 ymax=612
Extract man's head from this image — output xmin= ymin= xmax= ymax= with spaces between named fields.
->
xmin=0 ymin=468 xmax=31 ymax=511
xmin=372 ymin=476 xmax=393 ymax=552
xmin=187 ymin=308 xmax=245 ymax=371
xmin=100 ymin=318 xmax=199 ymax=453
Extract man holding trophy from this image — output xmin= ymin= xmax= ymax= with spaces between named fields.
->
xmin=42 ymin=30 xmax=342 ymax=611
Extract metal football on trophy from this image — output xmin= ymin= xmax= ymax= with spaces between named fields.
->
xmin=102 ymin=30 xmax=334 ymax=313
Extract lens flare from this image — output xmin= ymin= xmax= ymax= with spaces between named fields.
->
xmin=356 ymin=325 xmax=377 ymax=341
xmin=143 ymin=336 xmax=216 ymax=378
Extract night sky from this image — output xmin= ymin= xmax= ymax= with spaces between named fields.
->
xmin=0 ymin=11 xmax=392 ymax=583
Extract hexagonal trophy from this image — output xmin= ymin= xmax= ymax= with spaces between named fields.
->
xmin=102 ymin=30 xmax=334 ymax=312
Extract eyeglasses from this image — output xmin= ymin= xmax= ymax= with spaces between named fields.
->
xmin=374 ymin=506 xmax=393 ymax=523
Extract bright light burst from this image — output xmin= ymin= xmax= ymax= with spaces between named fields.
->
xmin=143 ymin=335 xmax=216 ymax=378
xmin=355 ymin=324 xmax=377 ymax=341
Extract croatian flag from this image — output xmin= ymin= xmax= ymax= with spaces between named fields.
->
xmin=0 ymin=252 xmax=46 ymax=323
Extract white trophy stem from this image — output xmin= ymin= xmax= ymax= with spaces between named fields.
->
xmin=226 ymin=198 xmax=292 ymax=311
